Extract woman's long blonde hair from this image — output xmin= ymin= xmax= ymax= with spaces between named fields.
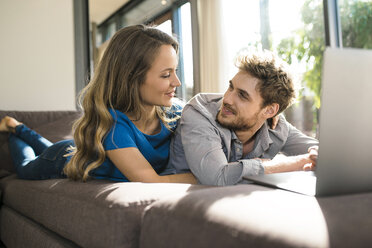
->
xmin=64 ymin=25 xmax=179 ymax=181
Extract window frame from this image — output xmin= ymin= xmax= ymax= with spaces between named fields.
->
xmin=323 ymin=0 xmax=343 ymax=47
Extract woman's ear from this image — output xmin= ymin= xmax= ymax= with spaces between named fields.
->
xmin=264 ymin=103 xmax=279 ymax=118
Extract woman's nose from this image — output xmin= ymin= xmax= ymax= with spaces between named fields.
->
xmin=172 ymin=73 xmax=181 ymax=87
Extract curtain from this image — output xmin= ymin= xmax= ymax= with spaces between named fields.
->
xmin=197 ymin=0 xmax=228 ymax=93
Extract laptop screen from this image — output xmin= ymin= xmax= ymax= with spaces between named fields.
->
xmin=315 ymin=47 xmax=372 ymax=196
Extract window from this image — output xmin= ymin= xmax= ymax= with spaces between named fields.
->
xmin=339 ymin=0 xmax=372 ymax=49
xmin=221 ymin=0 xmax=325 ymax=137
xmin=178 ymin=2 xmax=194 ymax=101
xmin=156 ymin=19 xmax=172 ymax=35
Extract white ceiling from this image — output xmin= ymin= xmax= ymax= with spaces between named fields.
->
xmin=89 ymin=0 xmax=130 ymax=24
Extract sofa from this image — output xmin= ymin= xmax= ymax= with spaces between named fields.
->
xmin=1 ymin=110 xmax=372 ymax=248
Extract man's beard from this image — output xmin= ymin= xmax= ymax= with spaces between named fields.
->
xmin=216 ymin=110 xmax=259 ymax=131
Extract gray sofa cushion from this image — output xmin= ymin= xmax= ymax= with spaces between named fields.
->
xmin=0 ymin=110 xmax=80 ymax=174
xmin=1 ymin=175 xmax=208 ymax=248
xmin=140 ymin=184 xmax=372 ymax=248
xmin=1 ymin=205 xmax=79 ymax=248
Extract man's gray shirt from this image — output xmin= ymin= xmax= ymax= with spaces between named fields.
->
xmin=168 ymin=93 xmax=319 ymax=186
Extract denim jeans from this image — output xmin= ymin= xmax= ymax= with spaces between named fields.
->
xmin=8 ymin=124 xmax=74 ymax=180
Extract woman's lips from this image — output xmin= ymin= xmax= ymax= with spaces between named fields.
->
xmin=165 ymin=91 xmax=175 ymax=98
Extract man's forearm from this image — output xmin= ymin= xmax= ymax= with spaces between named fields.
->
xmin=261 ymin=154 xmax=313 ymax=174
xmin=192 ymin=160 xmax=265 ymax=186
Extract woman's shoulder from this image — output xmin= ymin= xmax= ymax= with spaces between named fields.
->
xmin=104 ymin=109 xmax=137 ymax=150
xmin=109 ymin=109 xmax=130 ymax=122
xmin=107 ymin=109 xmax=135 ymax=135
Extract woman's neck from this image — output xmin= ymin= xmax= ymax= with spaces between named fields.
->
xmin=127 ymin=106 xmax=161 ymax=135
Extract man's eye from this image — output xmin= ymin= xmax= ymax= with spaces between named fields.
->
xmin=239 ymin=92 xmax=248 ymax=100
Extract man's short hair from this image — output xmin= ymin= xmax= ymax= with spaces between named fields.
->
xmin=236 ymin=51 xmax=296 ymax=115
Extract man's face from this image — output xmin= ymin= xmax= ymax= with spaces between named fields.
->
xmin=217 ymin=71 xmax=267 ymax=131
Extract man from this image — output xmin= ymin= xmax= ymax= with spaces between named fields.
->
xmin=168 ymin=51 xmax=319 ymax=186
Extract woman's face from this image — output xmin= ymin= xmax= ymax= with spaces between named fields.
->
xmin=140 ymin=44 xmax=181 ymax=108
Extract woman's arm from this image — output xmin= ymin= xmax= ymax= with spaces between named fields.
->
xmin=106 ymin=147 xmax=197 ymax=184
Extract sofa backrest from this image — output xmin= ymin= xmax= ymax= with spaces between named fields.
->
xmin=0 ymin=110 xmax=81 ymax=176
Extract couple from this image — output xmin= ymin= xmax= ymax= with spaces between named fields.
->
xmin=0 ymin=25 xmax=318 ymax=186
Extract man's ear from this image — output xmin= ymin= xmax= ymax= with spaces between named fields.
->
xmin=264 ymin=103 xmax=279 ymax=118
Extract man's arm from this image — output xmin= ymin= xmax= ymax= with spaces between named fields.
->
xmin=261 ymin=146 xmax=318 ymax=173
xmin=281 ymin=121 xmax=319 ymax=156
xmin=260 ymin=120 xmax=319 ymax=173
xmin=179 ymin=107 xmax=264 ymax=186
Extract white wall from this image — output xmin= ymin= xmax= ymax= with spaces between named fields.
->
xmin=0 ymin=0 xmax=76 ymax=111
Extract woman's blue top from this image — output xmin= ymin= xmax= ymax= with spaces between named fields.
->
xmin=91 ymin=106 xmax=181 ymax=182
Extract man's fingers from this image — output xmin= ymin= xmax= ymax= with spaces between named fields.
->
xmin=308 ymin=145 xmax=319 ymax=153
xmin=303 ymin=163 xmax=315 ymax=171
xmin=307 ymin=147 xmax=318 ymax=164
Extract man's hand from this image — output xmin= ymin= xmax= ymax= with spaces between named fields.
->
xmin=303 ymin=146 xmax=318 ymax=171
xmin=262 ymin=146 xmax=318 ymax=174
xmin=270 ymin=115 xmax=280 ymax=129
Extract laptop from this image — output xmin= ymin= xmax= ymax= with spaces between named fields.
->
xmin=244 ymin=47 xmax=372 ymax=196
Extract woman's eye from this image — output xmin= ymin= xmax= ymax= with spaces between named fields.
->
xmin=162 ymin=74 xmax=171 ymax=78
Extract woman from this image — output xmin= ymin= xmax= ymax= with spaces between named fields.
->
xmin=0 ymin=25 xmax=196 ymax=184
